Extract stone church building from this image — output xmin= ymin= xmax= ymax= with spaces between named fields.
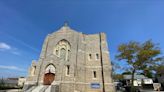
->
xmin=24 ymin=23 xmax=115 ymax=92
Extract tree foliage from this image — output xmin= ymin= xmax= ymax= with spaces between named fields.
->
xmin=116 ymin=40 xmax=163 ymax=92
xmin=154 ymin=60 xmax=164 ymax=76
xmin=111 ymin=61 xmax=124 ymax=80
xmin=0 ymin=78 xmax=5 ymax=89
xmin=113 ymin=74 xmax=123 ymax=81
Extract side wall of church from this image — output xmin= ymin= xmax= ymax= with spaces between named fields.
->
xmin=100 ymin=33 xmax=115 ymax=92
xmin=75 ymin=33 xmax=115 ymax=92
xmin=84 ymin=34 xmax=103 ymax=92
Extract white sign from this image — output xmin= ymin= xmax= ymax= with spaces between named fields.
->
xmin=133 ymin=79 xmax=142 ymax=86
xmin=143 ymin=79 xmax=153 ymax=84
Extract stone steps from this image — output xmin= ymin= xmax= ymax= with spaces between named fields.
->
xmin=25 ymin=85 xmax=57 ymax=92
xmin=25 ymin=86 xmax=36 ymax=92
xmin=45 ymin=86 xmax=51 ymax=92
xmin=32 ymin=85 xmax=44 ymax=92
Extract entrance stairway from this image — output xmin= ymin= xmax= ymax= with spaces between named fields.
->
xmin=25 ymin=85 xmax=59 ymax=92
xmin=45 ymin=86 xmax=51 ymax=92
xmin=25 ymin=86 xmax=36 ymax=92
xmin=32 ymin=85 xmax=44 ymax=92
xmin=26 ymin=85 xmax=50 ymax=92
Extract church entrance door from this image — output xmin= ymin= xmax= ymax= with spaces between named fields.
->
xmin=43 ymin=73 xmax=55 ymax=85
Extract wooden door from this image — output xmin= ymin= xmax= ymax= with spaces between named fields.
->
xmin=44 ymin=73 xmax=55 ymax=85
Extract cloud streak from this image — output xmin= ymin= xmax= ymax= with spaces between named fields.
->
xmin=0 ymin=42 xmax=21 ymax=55
xmin=1 ymin=32 xmax=40 ymax=53
xmin=0 ymin=42 xmax=11 ymax=50
xmin=0 ymin=65 xmax=25 ymax=72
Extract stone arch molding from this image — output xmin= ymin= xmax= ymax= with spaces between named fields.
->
xmin=45 ymin=64 xmax=56 ymax=74
xmin=53 ymin=39 xmax=71 ymax=61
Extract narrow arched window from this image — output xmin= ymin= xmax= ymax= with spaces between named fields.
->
xmin=93 ymin=71 xmax=97 ymax=78
xmin=96 ymin=53 xmax=99 ymax=60
xmin=89 ymin=54 xmax=92 ymax=60
xmin=56 ymin=50 xmax=59 ymax=55
xmin=68 ymin=50 xmax=71 ymax=60
xmin=33 ymin=66 xmax=36 ymax=75
xmin=66 ymin=65 xmax=70 ymax=76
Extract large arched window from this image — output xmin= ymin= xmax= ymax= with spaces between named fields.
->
xmin=60 ymin=48 xmax=66 ymax=59
xmin=53 ymin=40 xmax=71 ymax=61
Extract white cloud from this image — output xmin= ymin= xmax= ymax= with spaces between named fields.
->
xmin=0 ymin=42 xmax=21 ymax=55
xmin=0 ymin=42 xmax=11 ymax=50
xmin=0 ymin=65 xmax=25 ymax=72
xmin=11 ymin=51 xmax=21 ymax=56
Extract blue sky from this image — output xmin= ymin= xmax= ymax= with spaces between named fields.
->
xmin=0 ymin=0 xmax=164 ymax=78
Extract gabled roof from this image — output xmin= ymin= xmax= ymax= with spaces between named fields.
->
xmin=51 ymin=22 xmax=78 ymax=35
xmin=50 ymin=22 xmax=102 ymax=36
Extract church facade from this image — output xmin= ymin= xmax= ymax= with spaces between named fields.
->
xmin=24 ymin=24 xmax=115 ymax=92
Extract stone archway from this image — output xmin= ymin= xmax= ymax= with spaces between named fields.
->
xmin=43 ymin=64 xmax=55 ymax=85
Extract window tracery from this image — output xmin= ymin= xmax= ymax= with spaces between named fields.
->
xmin=53 ymin=40 xmax=71 ymax=61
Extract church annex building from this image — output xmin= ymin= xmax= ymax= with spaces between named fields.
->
xmin=24 ymin=24 xmax=115 ymax=92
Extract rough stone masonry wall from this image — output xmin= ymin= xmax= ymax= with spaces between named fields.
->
xmin=84 ymin=34 xmax=103 ymax=92
xmin=100 ymin=33 xmax=115 ymax=92
xmin=25 ymin=26 xmax=115 ymax=92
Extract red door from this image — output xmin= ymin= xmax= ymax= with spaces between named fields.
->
xmin=44 ymin=73 xmax=55 ymax=85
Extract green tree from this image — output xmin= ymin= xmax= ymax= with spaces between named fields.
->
xmin=112 ymin=74 xmax=123 ymax=81
xmin=111 ymin=61 xmax=120 ymax=75
xmin=0 ymin=78 xmax=5 ymax=89
xmin=143 ymin=69 xmax=154 ymax=78
xmin=155 ymin=60 xmax=164 ymax=76
xmin=111 ymin=61 xmax=124 ymax=81
xmin=116 ymin=40 xmax=163 ymax=92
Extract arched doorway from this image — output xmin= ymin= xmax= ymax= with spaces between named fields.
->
xmin=43 ymin=64 xmax=55 ymax=85
xmin=44 ymin=73 xmax=55 ymax=85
